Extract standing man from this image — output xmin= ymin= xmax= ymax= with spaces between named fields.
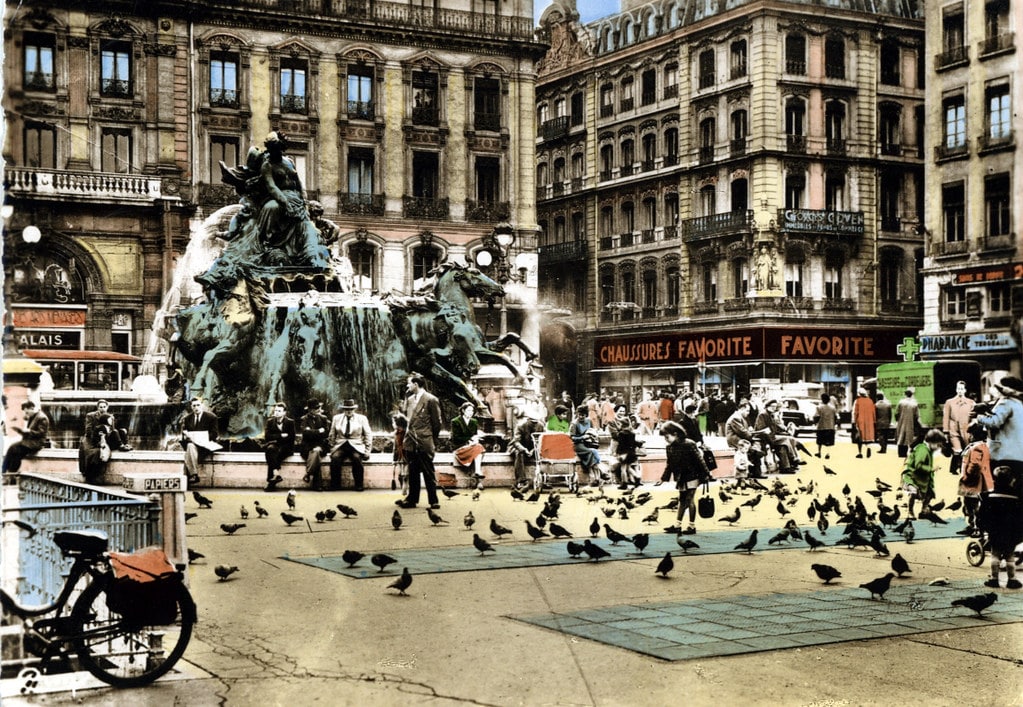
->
xmin=396 ymin=374 xmax=443 ymax=509
xmin=263 ymin=402 xmax=295 ymax=490
xmin=874 ymin=392 xmax=892 ymax=454
xmin=942 ymin=380 xmax=975 ymax=474
xmin=894 ymin=388 xmax=920 ymax=458
xmin=299 ymin=399 xmax=330 ymax=491
xmin=3 ymin=400 xmax=50 ymax=476
xmin=327 ymin=399 xmax=374 ymax=491
xmin=180 ymin=397 xmax=219 ymax=486
xmin=79 ymin=400 xmax=130 ymax=482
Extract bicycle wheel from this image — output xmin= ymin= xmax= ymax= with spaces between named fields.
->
xmin=965 ymin=540 xmax=985 ymax=567
xmin=70 ymin=576 xmax=196 ymax=687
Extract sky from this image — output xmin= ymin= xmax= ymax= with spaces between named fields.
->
xmin=535 ymin=0 xmax=621 ymax=24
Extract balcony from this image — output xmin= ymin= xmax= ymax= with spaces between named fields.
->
xmin=730 ymin=138 xmax=746 ymax=156
xmin=663 ymin=225 xmax=678 ymax=240
xmin=552 ymin=182 xmax=565 ymax=196
xmin=619 ymin=232 xmax=635 ymax=247
xmin=821 ymin=298 xmax=855 ymax=311
xmin=600 ymin=104 xmax=614 ymax=118
xmin=880 ymin=216 xmax=901 ymax=233
xmin=411 ymin=104 xmax=439 ymax=126
xmin=24 ymin=71 xmax=55 ymax=92
xmin=826 ymin=138 xmax=847 ymax=155
xmin=979 ymin=131 xmax=1014 ymax=153
xmin=620 ymin=163 xmax=634 ymax=177
xmin=693 ymin=301 xmax=719 ymax=315
xmin=663 ymin=154 xmax=679 ymax=167
xmin=537 ymin=240 xmax=587 ymax=263
xmin=662 ymin=304 xmax=679 ymax=317
xmin=599 ymin=169 xmax=613 ymax=182
xmin=730 ymin=66 xmax=747 ymax=81
xmin=280 ymin=93 xmax=307 ymax=114
xmin=465 ymin=200 xmax=510 ymax=223
xmin=4 ymin=167 xmax=162 ymax=204
xmin=935 ymin=140 xmax=969 ymax=161
xmin=570 ymin=177 xmax=583 ymax=191
xmin=931 ymin=238 xmax=970 ymax=257
xmin=825 ymin=64 xmax=846 ymax=80
xmin=541 ymin=116 xmax=569 ymax=142
xmin=641 ymin=91 xmax=656 ymax=106
xmin=981 ymin=233 xmax=1014 ymax=251
xmin=339 ymin=192 xmax=385 ymax=215
xmin=723 ymin=298 xmax=752 ymax=312
xmin=880 ymin=142 xmax=902 ymax=156
xmin=620 ymin=97 xmax=634 ymax=112
xmin=681 ymin=210 xmax=753 ymax=243
xmin=640 ymin=160 xmax=655 ymax=173
xmin=474 ymin=111 xmax=500 ymax=132
xmin=403 ymin=195 xmax=449 ymax=219
xmin=698 ymin=146 xmax=714 ymax=164
xmin=698 ymin=73 xmax=715 ymax=89
xmin=880 ymin=69 xmax=901 ymax=86
xmin=979 ymin=32 xmax=1015 ymax=57
xmin=100 ymin=78 xmax=131 ymax=98
xmin=211 ymin=88 xmax=240 ymax=108
xmin=787 ymin=135 xmax=806 ymax=153
xmin=347 ymin=100 xmax=374 ymax=120
xmin=936 ymin=45 xmax=969 ymax=69
xmin=785 ymin=60 xmax=806 ymax=75
xmin=663 ymin=84 xmax=679 ymax=99
xmin=641 ymin=306 xmax=657 ymax=319
xmin=641 ymin=229 xmax=655 ymax=244
xmin=599 ymin=236 xmax=614 ymax=250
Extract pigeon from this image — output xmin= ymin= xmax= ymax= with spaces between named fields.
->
xmin=535 ymin=513 xmax=547 ymax=529
xmin=946 ymin=499 xmax=962 ymax=512
xmin=603 ymin=523 xmax=630 ymax=545
xmin=811 ymin=563 xmax=842 ymax=584
xmin=391 ymin=510 xmax=403 ymax=531
xmin=741 ymin=494 xmax=763 ymax=509
xmin=901 ymin=521 xmax=915 ymax=543
xmin=642 ymin=508 xmax=660 ymax=525
xmin=768 ymin=530 xmax=791 ymax=545
xmin=490 ymin=518 xmax=513 ymax=538
xmin=184 ymin=512 xmax=198 ymax=524
xmin=875 ymin=477 xmax=893 ymax=491
xmin=676 ymin=537 xmax=700 ymax=553
xmin=734 ymin=529 xmax=758 ymax=554
xmin=582 ymin=539 xmax=610 ymax=562
xmin=618 ymin=507 xmax=630 ymax=521
xmin=371 ymin=553 xmax=397 ymax=572
xmin=324 ymin=508 xmax=337 ymax=521
xmin=472 ymin=490 xmax=481 ymax=501
xmin=387 ymin=567 xmax=413 ymax=595
xmin=193 ymin=491 xmax=213 ymax=509
xmin=463 ymin=510 xmax=475 ymax=530
xmin=315 ymin=510 xmax=326 ymax=522
xmin=777 ymin=500 xmax=790 ymax=517
xmin=254 ymin=501 xmax=269 ymax=518
xmin=214 ymin=564 xmax=239 ymax=581
xmin=823 ymin=465 xmax=837 ymax=475
xmin=510 ymin=488 xmax=525 ymax=501
xmin=841 ymin=483 xmax=851 ymax=496
xmin=869 ymin=532 xmax=890 ymax=557
xmin=566 ymin=540 xmax=586 ymax=558
xmin=589 ymin=517 xmax=601 ymax=537
xmin=919 ymin=510 xmax=947 ymax=525
xmin=951 ymin=592 xmax=998 ymax=617
xmin=441 ymin=488 xmax=460 ymax=499
xmin=187 ymin=548 xmax=205 ymax=564
xmin=342 ymin=550 xmax=365 ymax=567
xmin=601 ymin=507 xmax=616 ymax=519
xmin=280 ymin=512 xmax=303 ymax=526
xmin=548 ymin=523 xmax=573 ymax=538
xmin=473 ymin=533 xmax=495 ymax=555
xmin=817 ymin=514 xmax=830 ymax=534
xmin=891 ymin=553 xmax=911 ymax=577
xmin=336 ymin=504 xmax=358 ymax=518
xmin=286 ymin=489 xmax=297 ymax=510
xmin=525 ymin=520 xmax=550 ymax=542
xmin=859 ymin=572 xmax=896 ymax=600
xmin=718 ymin=508 xmax=741 ymax=525
xmin=427 ymin=508 xmax=447 ymax=526
xmin=240 ymin=505 xmax=250 ymax=519
xmin=928 ymin=499 xmax=946 ymax=513
xmin=525 ymin=490 xmax=542 ymax=503
xmin=220 ymin=522 xmax=245 ymax=534
xmin=803 ymin=530 xmax=826 ymax=551
xmin=631 ymin=533 xmax=650 ymax=554
xmin=655 ymin=552 xmax=674 ymax=577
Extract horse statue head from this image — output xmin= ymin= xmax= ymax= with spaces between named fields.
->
xmin=425 ymin=260 xmax=505 ymax=306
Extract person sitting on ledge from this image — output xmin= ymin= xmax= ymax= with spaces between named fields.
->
xmin=451 ymin=402 xmax=486 ymax=490
xmin=327 ymin=399 xmax=373 ymax=491
xmin=180 ymin=397 xmax=219 ymax=487
xmin=79 ymin=399 xmax=131 ymax=482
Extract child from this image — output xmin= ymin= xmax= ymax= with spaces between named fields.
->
xmin=733 ymin=438 xmax=752 ymax=479
xmin=957 ymin=424 xmax=992 ymax=536
xmin=901 ymin=428 xmax=946 ymax=519
xmin=662 ymin=421 xmax=710 ymax=535
xmin=390 ymin=412 xmax=408 ymax=494
xmin=977 ymin=466 xmax=1023 ymax=589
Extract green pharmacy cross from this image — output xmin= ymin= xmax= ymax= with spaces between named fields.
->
xmin=896 ymin=337 xmax=921 ymax=362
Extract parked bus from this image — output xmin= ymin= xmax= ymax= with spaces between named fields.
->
xmin=873 ymin=360 xmax=982 ymax=429
xmin=23 ymin=349 xmax=165 ymax=403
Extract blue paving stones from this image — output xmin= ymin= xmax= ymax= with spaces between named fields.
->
xmin=511 ymin=580 xmax=1023 ymax=661
xmin=282 ymin=516 xmax=969 ymax=578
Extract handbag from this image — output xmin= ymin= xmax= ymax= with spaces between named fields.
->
xmin=850 ymin=425 xmax=861 ymax=444
xmin=697 ymin=482 xmax=715 ymax=519
xmin=701 ymin=447 xmax=717 ymax=471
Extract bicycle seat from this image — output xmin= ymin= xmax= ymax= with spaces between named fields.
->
xmin=53 ymin=529 xmax=109 ymax=558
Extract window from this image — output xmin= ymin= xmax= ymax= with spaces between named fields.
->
xmin=668 ymin=4 xmax=680 ymax=28
xmin=349 ymin=242 xmax=376 ymax=291
xmin=570 ymin=92 xmax=584 ymax=126
xmin=732 ymin=259 xmax=748 ymax=298
xmin=101 ymin=128 xmax=131 ymax=173
xmin=412 ymin=245 xmax=441 ymax=287
xmin=825 ymin=173 xmax=846 ymax=211
xmin=786 ymin=34 xmax=806 ymax=75
xmin=879 ymin=104 xmax=901 ymax=153
xmin=700 ymin=185 xmax=717 ymax=217
xmin=623 ymin=19 xmax=635 ymax=44
xmin=600 ymin=271 xmax=615 ymax=310
xmin=664 ymin=63 xmax=678 ymax=98
xmin=666 ymin=265 xmax=681 ymax=309
xmin=642 ymin=197 xmax=657 ymax=230
xmin=620 ymin=76 xmax=634 ymax=111
xmin=990 ymin=284 xmax=1010 ymax=313
xmin=210 ymin=53 xmax=239 ymax=107
xmin=943 ymin=182 xmax=966 ymax=243
xmin=985 ymin=173 xmax=1010 ymax=238
xmin=664 ymin=192 xmax=679 ymax=227
xmin=412 ymin=151 xmax=439 ymax=199
xmin=664 ymin=127 xmax=679 ymax=165
xmin=474 ymin=77 xmax=500 ymax=131
xmin=536 ymin=161 xmax=548 ymax=187
xmin=730 ymin=40 xmax=747 ymax=79
xmin=23 ymin=123 xmax=56 ymax=169
xmin=599 ymin=144 xmax=614 ymax=179
xmin=600 ymin=84 xmax=614 ymax=117
xmin=987 ymin=84 xmax=1011 ymax=140
xmin=412 ymin=71 xmax=439 ymax=126
xmin=698 ymin=49 xmax=715 ymax=89
xmin=824 ymin=253 xmax=843 ymax=299
xmin=699 ymin=117 xmax=715 ymax=161
xmin=641 ymin=69 xmax=656 ymax=105
xmin=985 ymin=0 xmax=1010 ymax=51
xmin=348 ymin=65 xmax=374 ymax=119
xmin=825 ymin=100 xmax=846 ymax=151
xmin=643 ymin=270 xmax=657 ymax=309
xmin=945 ymin=288 xmax=967 ymax=318
xmin=553 ymin=216 xmax=566 ymax=242
xmin=786 ymin=97 xmax=806 ymax=151
xmin=348 ymin=147 xmax=375 ymax=195
xmin=210 ymin=136 xmax=240 ymax=180
xmin=730 ymin=110 xmax=747 ymax=153
xmin=785 ymin=175 xmax=805 ymax=209
xmin=571 ymin=152 xmax=584 ymax=179
xmin=621 ymin=270 xmax=636 ymax=305
xmin=536 ymin=102 xmax=549 ymax=129
xmin=572 ymin=212 xmax=585 ymax=239
xmin=943 ymin=95 xmax=966 ymax=148
xmin=825 ymin=37 xmax=845 ymax=79
xmin=879 ymin=254 xmax=900 ymax=305
xmin=880 ymin=39 xmax=900 ymax=85
xmin=641 ymin=133 xmax=656 ymax=169
xmin=620 ymin=139 xmax=635 ymax=174
xmin=731 ymin=178 xmax=748 ymax=213
xmin=552 ymin=157 xmax=565 ymax=184
xmin=600 ymin=206 xmax=614 ymax=237
xmin=785 ymin=261 xmax=803 ymax=297
xmin=24 ymin=33 xmax=55 ymax=91
xmin=943 ymin=10 xmax=965 ymax=56
xmin=703 ymin=264 xmax=717 ymax=302
xmin=280 ymin=60 xmax=307 ymax=113
xmin=474 ymin=156 xmax=500 ymax=204
xmin=100 ymin=41 xmax=131 ymax=97
xmin=879 ymin=169 xmax=900 ymax=228
xmin=554 ymin=97 xmax=566 ymax=119
xmin=621 ymin=201 xmax=635 ymax=233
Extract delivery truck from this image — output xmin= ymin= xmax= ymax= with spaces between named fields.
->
xmin=874 ymin=360 xmax=982 ymax=429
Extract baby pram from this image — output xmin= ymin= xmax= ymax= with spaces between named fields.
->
xmin=531 ymin=432 xmax=580 ymax=492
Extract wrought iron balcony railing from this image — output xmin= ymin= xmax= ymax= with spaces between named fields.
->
xmin=936 ymin=45 xmax=969 ymax=69
xmin=281 ymin=93 xmax=307 ymax=113
xmin=537 ymin=240 xmax=587 ymax=263
xmin=347 ymin=100 xmax=374 ymax=120
xmin=980 ymin=32 xmax=1015 ymax=56
xmin=979 ymin=131 xmax=1014 ymax=151
xmin=403 ymin=195 xmax=449 ymax=220
xmin=542 ymin=116 xmax=569 ymax=141
xmin=475 ymin=111 xmax=500 ymax=132
xmin=730 ymin=138 xmax=746 ymax=156
xmin=339 ymin=192 xmax=385 ymax=215
xmin=100 ymin=78 xmax=131 ymax=98
xmin=24 ymin=71 xmax=55 ymax=91
xmin=787 ymin=135 xmax=806 ymax=153
xmin=4 ymin=167 xmax=162 ymax=203
xmin=681 ymin=210 xmax=753 ymax=242
xmin=930 ymin=238 xmax=970 ymax=256
xmin=211 ymin=88 xmax=240 ymax=107
xmin=466 ymin=200 xmax=510 ymax=223
xmin=826 ymin=138 xmax=847 ymax=155
xmin=411 ymin=104 xmax=439 ymax=126
xmin=880 ymin=142 xmax=902 ymax=156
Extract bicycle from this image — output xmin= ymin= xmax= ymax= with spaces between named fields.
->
xmin=1 ymin=525 xmax=196 ymax=688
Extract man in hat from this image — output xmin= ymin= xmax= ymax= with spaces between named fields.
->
xmin=299 ymin=399 xmax=330 ymax=490
xmin=975 ymin=375 xmax=1023 ymax=485
xmin=327 ymin=399 xmax=374 ymax=491
xmin=396 ymin=373 xmax=443 ymax=509
xmin=894 ymin=388 xmax=920 ymax=458
xmin=508 ymin=407 xmax=542 ymax=490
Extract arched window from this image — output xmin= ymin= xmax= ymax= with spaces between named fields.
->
xmin=785 ymin=34 xmax=806 ymax=74
xmin=732 ymin=258 xmax=749 ymax=298
xmin=412 ymin=244 xmax=441 ymax=290
xmin=348 ymin=241 xmax=376 ymax=292
xmin=824 ymin=251 xmax=844 ymax=299
xmin=700 ymin=184 xmax=717 ymax=217
xmin=825 ymin=100 xmax=847 ymax=152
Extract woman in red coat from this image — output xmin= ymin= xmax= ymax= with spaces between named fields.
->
xmin=852 ymin=389 xmax=876 ymax=458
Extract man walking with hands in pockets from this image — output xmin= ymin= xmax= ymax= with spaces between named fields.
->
xmin=395 ymin=374 xmax=443 ymax=509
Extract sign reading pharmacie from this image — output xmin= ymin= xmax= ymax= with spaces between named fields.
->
xmin=594 ymin=326 xmax=920 ymax=368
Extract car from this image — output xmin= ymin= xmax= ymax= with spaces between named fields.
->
xmin=779 ymin=398 xmax=818 ymax=436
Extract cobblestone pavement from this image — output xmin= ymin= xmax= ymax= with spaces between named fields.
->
xmin=4 ymin=440 xmax=1022 ymax=706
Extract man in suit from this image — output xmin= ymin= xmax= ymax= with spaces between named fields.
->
xmin=263 ymin=402 xmax=295 ymax=490
xmin=327 ymin=399 xmax=374 ymax=491
xmin=396 ymin=373 xmax=443 ymax=509
xmin=181 ymin=397 xmax=219 ymax=486
xmin=299 ymin=399 xmax=330 ymax=490
xmin=942 ymin=380 xmax=975 ymax=474
xmin=78 ymin=399 xmax=130 ymax=482
xmin=3 ymin=400 xmax=50 ymax=475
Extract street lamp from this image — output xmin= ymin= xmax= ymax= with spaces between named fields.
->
xmin=475 ymin=222 xmax=517 ymax=335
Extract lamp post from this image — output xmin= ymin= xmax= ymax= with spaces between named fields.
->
xmin=475 ymin=222 xmax=516 ymax=334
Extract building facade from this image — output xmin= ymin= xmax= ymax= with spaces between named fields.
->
xmin=3 ymin=0 xmax=544 ymax=400
xmin=921 ymin=0 xmax=1022 ymax=385
xmin=535 ymin=0 xmax=926 ymax=406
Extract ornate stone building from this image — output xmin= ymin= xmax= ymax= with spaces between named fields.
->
xmin=3 ymin=0 xmax=544 ymax=398
xmin=535 ymin=0 xmax=925 ymax=403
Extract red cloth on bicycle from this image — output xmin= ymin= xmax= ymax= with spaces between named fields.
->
xmin=109 ymin=547 xmax=176 ymax=582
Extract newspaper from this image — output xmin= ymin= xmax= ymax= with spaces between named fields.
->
xmin=183 ymin=430 xmax=223 ymax=452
